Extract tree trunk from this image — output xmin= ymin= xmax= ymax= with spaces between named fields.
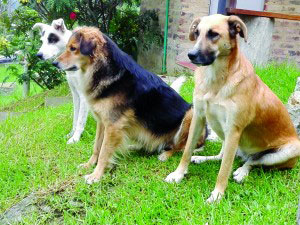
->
xmin=22 ymin=59 xmax=30 ymax=98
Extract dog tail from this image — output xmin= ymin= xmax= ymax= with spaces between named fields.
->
xmin=170 ymin=76 xmax=186 ymax=93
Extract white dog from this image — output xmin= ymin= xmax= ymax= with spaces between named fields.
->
xmin=33 ymin=19 xmax=89 ymax=144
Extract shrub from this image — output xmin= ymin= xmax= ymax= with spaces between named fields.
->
xmin=0 ymin=6 xmax=65 ymax=90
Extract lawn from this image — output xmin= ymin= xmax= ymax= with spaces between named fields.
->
xmin=0 ymin=62 xmax=299 ymax=224
xmin=0 ymin=64 xmax=45 ymax=109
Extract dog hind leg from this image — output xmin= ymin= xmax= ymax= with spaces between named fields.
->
xmin=160 ymin=108 xmax=207 ymax=162
xmin=165 ymin=112 xmax=206 ymax=183
xmin=191 ymin=143 xmax=224 ymax=164
xmin=233 ymin=141 xmax=300 ymax=183
xmin=158 ymin=149 xmax=181 ymax=162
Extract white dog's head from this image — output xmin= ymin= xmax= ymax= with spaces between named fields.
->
xmin=33 ymin=18 xmax=72 ymax=60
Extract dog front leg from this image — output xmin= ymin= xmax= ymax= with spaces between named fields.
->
xmin=67 ymin=95 xmax=89 ymax=144
xmin=84 ymin=125 xmax=124 ymax=184
xmin=67 ymin=79 xmax=80 ymax=139
xmin=79 ymin=121 xmax=104 ymax=169
xmin=165 ymin=112 xmax=206 ymax=183
xmin=207 ymin=127 xmax=241 ymax=203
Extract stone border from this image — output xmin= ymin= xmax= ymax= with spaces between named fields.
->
xmin=0 ymin=193 xmax=38 ymax=224
xmin=45 ymin=96 xmax=72 ymax=107
xmin=0 ymin=112 xmax=24 ymax=123
xmin=0 ymin=82 xmax=16 ymax=96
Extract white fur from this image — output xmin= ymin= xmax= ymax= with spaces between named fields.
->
xmin=33 ymin=19 xmax=89 ymax=144
xmin=170 ymin=76 xmax=186 ymax=93
xmin=165 ymin=170 xmax=185 ymax=183
xmin=233 ymin=142 xmax=300 ymax=182
xmin=206 ymin=189 xmax=223 ymax=203
xmin=233 ymin=165 xmax=250 ymax=183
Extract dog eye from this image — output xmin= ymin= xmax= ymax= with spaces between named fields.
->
xmin=207 ymin=30 xmax=219 ymax=40
xmin=70 ymin=47 xmax=76 ymax=51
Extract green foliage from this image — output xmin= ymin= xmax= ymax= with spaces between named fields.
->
xmin=110 ymin=6 xmax=163 ymax=58
xmin=0 ymin=6 xmax=65 ymax=90
xmin=22 ymin=0 xmax=163 ymax=57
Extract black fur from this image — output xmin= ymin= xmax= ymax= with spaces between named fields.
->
xmin=80 ymin=38 xmax=95 ymax=56
xmin=251 ymin=149 xmax=277 ymax=161
xmin=48 ymin=33 xmax=59 ymax=44
xmin=228 ymin=22 xmax=245 ymax=39
xmin=90 ymin=34 xmax=191 ymax=136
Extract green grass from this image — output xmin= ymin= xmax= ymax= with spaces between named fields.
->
xmin=0 ymin=63 xmax=299 ymax=224
xmin=256 ymin=62 xmax=300 ymax=104
xmin=0 ymin=64 xmax=46 ymax=108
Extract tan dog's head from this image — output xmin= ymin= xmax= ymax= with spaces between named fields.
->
xmin=188 ymin=14 xmax=247 ymax=66
xmin=53 ymin=27 xmax=107 ymax=72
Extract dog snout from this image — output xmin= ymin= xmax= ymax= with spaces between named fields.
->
xmin=52 ymin=61 xmax=59 ymax=68
xmin=36 ymin=53 xmax=44 ymax=60
xmin=188 ymin=49 xmax=199 ymax=61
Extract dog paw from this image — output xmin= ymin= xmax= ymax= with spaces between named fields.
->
xmin=67 ymin=135 xmax=80 ymax=144
xmin=165 ymin=171 xmax=184 ymax=183
xmin=84 ymin=173 xmax=101 ymax=184
xmin=78 ymin=162 xmax=90 ymax=169
xmin=206 ymin=190 xmax=223 ymax=203
xmin=158 ymin=152 xmax=169 ymax=162
xmin=233 ymin=166 xmax=249 ymax=183
xmin=193 ymin=146 xmax=204 ymax=153
xmin=191 ymin=156 xmax=208 ymax=164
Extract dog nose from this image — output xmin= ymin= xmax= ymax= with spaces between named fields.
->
xmin=52 ymin=61 xmax=59 ymax=68
xmin=188 ymin=49 xmax=199 ymax=61
xmin=36 ymin=53 xmax=44 ymax=60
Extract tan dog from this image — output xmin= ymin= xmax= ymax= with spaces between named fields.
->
xmin=165 ymin=14 xmax=300 ymax=203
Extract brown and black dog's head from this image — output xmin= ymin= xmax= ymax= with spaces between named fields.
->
xmin=188 ymin=14 xmax=247 ymax=66
xmin=53 ymin=27 xmax=107 ymax=72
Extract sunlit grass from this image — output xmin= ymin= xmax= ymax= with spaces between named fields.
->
xmin=0 ymin=62 xmax=299 ymax=224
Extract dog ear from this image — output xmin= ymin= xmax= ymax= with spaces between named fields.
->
xmin=32 ymin=23 xmax=45 ymax=31
xmin=51 ymin=18 xmax=66 ymax=33
xmin=189 ymin=17 xmax=201 ymax=41
xmin=79 ymin=35 xmax=96 ymax=56
xmin=228 ymin=16 xmax=248 ymax=42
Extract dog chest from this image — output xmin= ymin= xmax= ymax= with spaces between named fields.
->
xmin=205 ymin=101 xmax=226 ymax=140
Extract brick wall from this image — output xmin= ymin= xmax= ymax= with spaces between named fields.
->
xmin=265 ymin=0 xmax=300 ymax=65
xmin=139 ymin=0 xmax=209 ymax=73
xmin=139 ymin=0 xmax=300 ymax=72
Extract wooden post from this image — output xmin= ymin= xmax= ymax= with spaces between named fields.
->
xmin=22 ymin=58 xmax=30 ymax=98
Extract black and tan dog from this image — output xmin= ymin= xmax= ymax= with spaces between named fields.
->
xmin=165 ymin=14 xmax=300 ymax=203
xmin=53 ymin=27 xmax=207 ymax=184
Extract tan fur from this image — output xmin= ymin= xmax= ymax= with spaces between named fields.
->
xmin=167 ymin=14 xmax=300 ymax=202
xmin=56 ymin=27 xmax=207 ymax=184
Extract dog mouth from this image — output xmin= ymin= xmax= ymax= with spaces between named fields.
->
xmin=190 ymin=59 xmax=215 ymax=66
xmin=52 ymin=61 xmax=78 ymax=71
xmin=65 ymin=65 xmax=78 ymax=71
xmin=188 ymin=49 xmax=216 ymax=66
